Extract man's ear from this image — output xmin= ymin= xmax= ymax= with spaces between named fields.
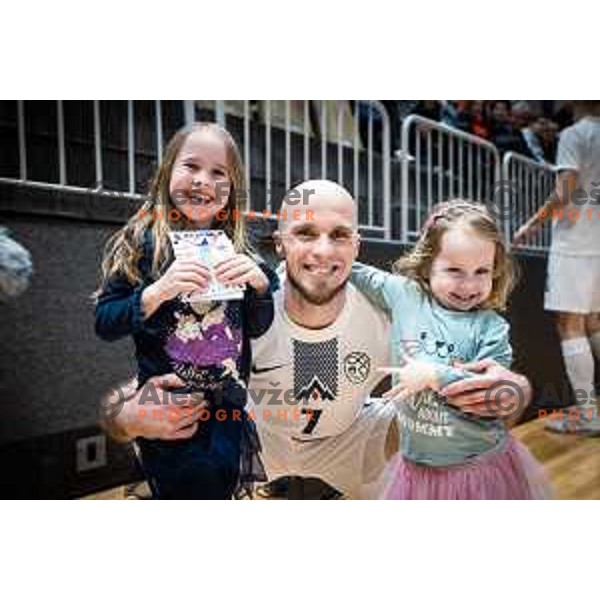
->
xmin=273 ymin=230 xmax=284 ymax=258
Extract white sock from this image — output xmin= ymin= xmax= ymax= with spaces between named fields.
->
xmin=588 ymin=331 xmax=600 ymax=417
xmin=561 ymin=337 xmax=595 ymax=412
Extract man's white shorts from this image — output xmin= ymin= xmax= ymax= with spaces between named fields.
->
xmin=545 ymin=253 xmax=600 ymax=314
xmin=257 ymin=399 xmax=400 ymax=499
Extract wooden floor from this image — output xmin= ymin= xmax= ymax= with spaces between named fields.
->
xmin=512 ymin=416 xmax=599 ymax=499
xmin=81 ymin=482 xmax=151 ymax=500
xmin=82 ymin=417 xmax=600 ymax=500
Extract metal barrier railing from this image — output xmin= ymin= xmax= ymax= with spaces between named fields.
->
xmin=12 ymin=100 xmax=152 ymax=200
xmin=398 ymin=115 xmax=501 ymax=244
xmin=0 ymin=101 xmax=556 ymax=252
xmin=2 ymin=100 xmax=391 ymax=239
xmin=210 ymin=100 xmax=391 ymax=238
xmin=502 ymin=152 xmax=555 ymax=253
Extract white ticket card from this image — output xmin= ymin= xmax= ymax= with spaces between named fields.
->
xmin=169 ymin=230 xmax=245 ymax=302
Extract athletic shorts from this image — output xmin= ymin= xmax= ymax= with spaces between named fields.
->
xmin=545 ymin=253 xmax=600 ymax=313
xmin=256 ymin=398 xmax=400 ymax=499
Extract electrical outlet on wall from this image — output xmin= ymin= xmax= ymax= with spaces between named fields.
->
xmin=76 ymin=434 xmax=107 ymax=472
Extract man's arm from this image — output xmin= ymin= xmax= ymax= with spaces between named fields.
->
xmin=100 ymin=374 xmax=208 ymax=442
xmin=439 ymin=313 xmax=530 ymax=425
xmin=440 ymin=359 xmax=531 ymax=426
xmin=243 ymin=261 xmax=278 ymax=339
xmin=514 ymin=120 xmax=581 ymax=246
xmin=513 ymin=170 xmax=579 ymax=244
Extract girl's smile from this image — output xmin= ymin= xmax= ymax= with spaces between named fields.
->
xmin=428 ymin=225 xmax=495 ymax=311
xmin=169 ymin=129 xmax=232 ymax=227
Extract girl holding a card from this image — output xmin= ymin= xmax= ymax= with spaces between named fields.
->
xmin=95 ymin=122 xmax=277 ymax=499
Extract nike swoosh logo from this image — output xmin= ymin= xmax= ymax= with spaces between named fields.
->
xmin=251 ymin=363 xmax=289 ymax=374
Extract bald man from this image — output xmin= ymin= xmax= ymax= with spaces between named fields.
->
xmin=248 ymin=180 xmax=396 ymax=498
xmin=102 ymin=180 xmax=532 ymax=499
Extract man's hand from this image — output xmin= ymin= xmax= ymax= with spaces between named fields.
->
xmin=512 ymin=190 xmax=564 ymax=247
xmin=440 ymin=359 xmax=531 ymax=423
xmin=513 ymin=221 xmax=539 ymax=246
xmin=100 ymin=374 xmax=209 ymax=442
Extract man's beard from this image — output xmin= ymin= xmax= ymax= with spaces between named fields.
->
xmin=286 ymin=267 xmax=349 ymax=306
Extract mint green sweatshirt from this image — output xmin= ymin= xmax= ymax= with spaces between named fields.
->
xmin=351 ymin=263 xmax=510 ymax=467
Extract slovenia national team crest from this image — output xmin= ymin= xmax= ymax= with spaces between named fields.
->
xmin=293 ymin=339 xmax=338 ymax=402
xmin=343 ymin=351 xmax=370 ymax=384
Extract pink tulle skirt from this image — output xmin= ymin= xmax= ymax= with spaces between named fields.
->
xmin=383 ymin=435 xmax=552 ymax=500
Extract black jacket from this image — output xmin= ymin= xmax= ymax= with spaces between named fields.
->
xmin=95 ymin=230 xmax=277 ymax=400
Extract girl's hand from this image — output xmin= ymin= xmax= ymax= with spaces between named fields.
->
xmin=145 ymin=258 xmax=211 ymax=309
xmin=214 ymin=254 xmax=269 ymax=294
xmin=379 ymin=357 xmax=440 ymax=402
xmin=156 ymin=257 xmax=211 ymax=300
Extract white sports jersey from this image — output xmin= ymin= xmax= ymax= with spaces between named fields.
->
xmin=249 ymin=283 xmax=391 ymax=440
xmin=552 ymin=116 xmax=600 ymax=257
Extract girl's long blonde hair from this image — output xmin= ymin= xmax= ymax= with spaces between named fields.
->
xmin=96 ymin=122 xmax=251 ymax=292
xmin=395 ymin=199 xmax=516 ymax=310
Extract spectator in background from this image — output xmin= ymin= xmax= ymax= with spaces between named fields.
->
xmin=522 ymin=118 xmax=547 ymax=163
xmin=552 ymin=101 xmax=574 ymax=130
xmin=539 ymin=118 xmax=559 ymax=163
xmin=469 ymin=101 xmax=490 ymax=139
xmin=451 ymin=101 xmax=472 ymax=133
xmin=411 ymin=100 xmax=442 ymax=122
xmin=514 ymin=102 xmax=559 ymax=164
xmin=511 ymin=101 xmax=533 ymax=130
xmin=451 ymin=101 xmax=490 ymax=139
xmin=489 ymin=100 xmax=535 ymax=158
xmin=513 ymin=102 xmax=559 ymax=164
xmin=440 ymin=101 xmax=460 ymax=129
xmin=400 ymin=100 xmax=563 ymax=163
